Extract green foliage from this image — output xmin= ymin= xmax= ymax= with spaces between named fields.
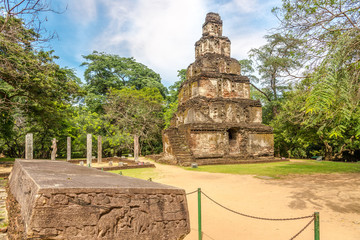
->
xmin=0 ymin=158 xmax=15 ymax=162
xmin=163 ymin=69 xmax=186 ymax=128
xmin=166 ymin=69 xmax=186 ymax=104
xmin=0 ymin=3 xmax=169 ymax=158
xmin=163 ymin=100 xmax=178 ymax=129
xmin=271 ymin=84 xmax=320 ymax=158
xmin=250 ymin=0 xmax=360 ymax=161
xmin=272 ymin=31 xmax=360 ymax=160
xmin=82 ymin=51 xmax=167 ymax=97
xmin=245 ymin=34 xmax=302 ymax=123
xmin=273 ymin=0 xmax=360 ymax=62
xmin=105 ymin=87 xmax=165 ymax=155
xmin=239 ymin=59 xmax=258 ymax=84
xmin=79 ymin=52 xmax=169 ymax=156
xmin=0 ymin=15 xmax=83 ymax=158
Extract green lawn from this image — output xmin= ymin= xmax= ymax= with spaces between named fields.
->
xmin=0 ymin=158 xmax=15 ymax=162
xmin=109 ymin=168 xmax=160 ymax=180
xmin=184 ymin=160 xmax=360 ymax=178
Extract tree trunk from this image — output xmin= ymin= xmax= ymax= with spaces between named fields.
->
xmin=323 ymin=141 xmax=333 ymax=161
xmin=272 ymin=105 xmax=279 ymax=119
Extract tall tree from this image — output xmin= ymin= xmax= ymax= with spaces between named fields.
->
xmin=105 ymin=87 xmax=164 ymax=156
xmin=302 ymin=33 xmax=360 ymax=160
xmin=82 ymin=51 xmax=167 ymax=97
xmin=273 ymin=0 xmax=360 ymax=69
xmin=271 ymin=0 xmax=360 ymax=160
xmin=0 ymin=2 xmax=82 ymax=158
xmin=247 ymin=34 xmax=302 ymax=122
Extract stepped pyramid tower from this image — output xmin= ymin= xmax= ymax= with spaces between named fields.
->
xmin=161 ymin=13 xmax=274 ymax=166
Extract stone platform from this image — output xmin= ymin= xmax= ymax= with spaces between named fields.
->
xmin=7 ymin=160 xmax=190 ymax=240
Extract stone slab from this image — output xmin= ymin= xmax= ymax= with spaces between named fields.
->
xmin=7 ymin=160 xmax=190 ymax=240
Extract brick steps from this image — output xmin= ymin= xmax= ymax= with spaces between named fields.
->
xmin=166 ymin=129 xmax=193 ymax=164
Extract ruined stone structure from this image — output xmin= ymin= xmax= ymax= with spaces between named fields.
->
xmin=7 ymin=160 xmax=190 ymax=239
xmin=161 ymin=13 xmax=274 ymax=166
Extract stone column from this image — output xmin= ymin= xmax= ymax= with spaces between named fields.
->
xmin=87 ymin=134 xmax=92 ymax=167
xmin=97 ymin=136 xmax=102 ymax=163
xmin=25 ymin=133 xmax=33 ymax=160
xmin=51 ymin=138 xmax=57 ymax=161
xmin=134 ymin=134 xmax=139 ymax=162
xmin=67 ymin=137 xmax=71 ymax=161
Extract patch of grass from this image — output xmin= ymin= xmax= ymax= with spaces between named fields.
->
xmin=0 ymin=158 xmax=15 ymax=162
xmin=184 ymin=160 xmax=360 ymax=178
xmin=109 ymin=168 xmax=160 ymax=180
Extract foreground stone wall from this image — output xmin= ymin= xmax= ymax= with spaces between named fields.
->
xmin=7 ymin=160 xmax=190 ymax=240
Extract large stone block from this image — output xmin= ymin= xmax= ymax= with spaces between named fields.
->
xmin=7 ymin=160 xmax=190 ymax=240
xmin=247 ymin=134 xmax=274 ymax=157
xmin=189 ymin=131 xmax=227 ymax=158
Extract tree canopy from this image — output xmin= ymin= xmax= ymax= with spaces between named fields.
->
xmin=105 ymin=87 xmax=165 ymax=155
xmin=264 ymin=0 xmax=360 ymax=160
xmin=0 ymin=12 xmax=82 ymax=157
xmin=1 ymin=0 xmax=359 ymax=162
xmin=82 ymin=51 xmax=167 ymax=97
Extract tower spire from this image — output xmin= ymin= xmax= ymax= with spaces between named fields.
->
xmin=202 ymin=12 xmax=223 ymax=37
xmin=195 ymin=12 xmax=231 ymax=59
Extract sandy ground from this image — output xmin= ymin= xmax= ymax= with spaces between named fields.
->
xmin=1 ymin=159 xmax=359 ymax=239
xmin=144 ymin=159 xmax=360 ymax=240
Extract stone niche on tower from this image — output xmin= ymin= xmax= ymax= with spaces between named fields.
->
xmin=159 ymin=12 xmax=275 ymax=166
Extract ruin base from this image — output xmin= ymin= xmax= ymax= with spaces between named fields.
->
xmin=7 ymin=160 xmax=190 ymax=240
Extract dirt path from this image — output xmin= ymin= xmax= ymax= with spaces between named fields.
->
xmin=0 ymin=160 xmax=358 ymax=239
xmin=148 ymin=159 xmax=360 ymax=240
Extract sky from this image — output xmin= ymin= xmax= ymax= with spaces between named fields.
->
xmin=41 ymin=0 xmax=282 ymax=87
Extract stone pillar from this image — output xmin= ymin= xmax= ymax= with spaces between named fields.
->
xmin=25 ymin=133 xmax=33 ymax=160
xmin=67 ymin=137 xmax=71 ymax=161
xmin=51 ymin=138 xmax=57 ymax=161
xmin=134 ymin=134 xmax=139 ymax=162
xmin=97 ymin=136 xmax=102 ymax=163
xmin=87 ymin=134 xmax=92 ymax=167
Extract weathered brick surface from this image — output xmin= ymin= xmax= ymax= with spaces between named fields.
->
xmin=160 ymin=12 xmax=274 ymax=166
xmin=7 ymin=160 xmax=190 ymax=239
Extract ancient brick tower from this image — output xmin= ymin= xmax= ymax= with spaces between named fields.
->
xmin=161 ymin=12 xmax=274 ymax=166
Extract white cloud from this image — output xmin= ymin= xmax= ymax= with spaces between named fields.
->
xmin=219 ymin=0 xmax=260 ymax=13
xmin=230 ymin=31 xmax=268 ymax=60
xmin=62 ymin=0 xmax=280 ymax=86
xmin=92 ymin=0 xmax=207 ymax=85
xmin=67 ymin=0 xmax=98 ymax=25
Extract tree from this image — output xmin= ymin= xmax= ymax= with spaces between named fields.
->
xmin=273 ymin=0 xmax=360 ymax=69
xmin=82 ymin=51 xmax=167 ymax=97
xmin=1 ymin=0 xmax=54 ymax=28
xmin=268 ymin=0 xmax=360 ymax=161
xmin=303 ymin=33 xmax=360 ymax=160
xmin=272 ymin=32 xmax=360 ymax=160
xmin=164 ymin=69 xmax=186 ymax=128
xmin=271 ymin=83 xmax=321 ymax=158
xmin=0 ymin=7 xmax=82 ymax=158
xmin=105 ymin=87 xmax=164 ymax=157
xmin=246 ymin=34 xmax=302 ymax=122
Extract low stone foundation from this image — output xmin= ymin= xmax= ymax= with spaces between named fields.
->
xmin=7 ymin=160 xmax=190 ymax=239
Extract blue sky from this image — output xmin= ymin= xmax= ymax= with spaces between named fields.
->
xmin=41 ymin=0 xmax=282 ymax=87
